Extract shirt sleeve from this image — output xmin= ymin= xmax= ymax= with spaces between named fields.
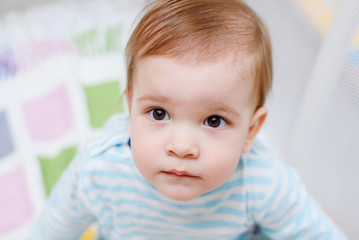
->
xmin=29 ymin=148 xmax=96 ymax=240
xmin=251 ymin=159 xmax=348 ymax=240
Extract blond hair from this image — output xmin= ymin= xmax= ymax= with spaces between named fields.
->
xmin=126 ymin=0 xmax=272 ymax=107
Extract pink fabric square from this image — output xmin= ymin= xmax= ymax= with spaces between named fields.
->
xmin=23 ymin=84 xmax=72 ymax=141
xmin=0 ymin=165 xmax=33 ymax=234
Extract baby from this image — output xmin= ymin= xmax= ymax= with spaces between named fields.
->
xmin=30 ymin=0 xmax=347 ymax=239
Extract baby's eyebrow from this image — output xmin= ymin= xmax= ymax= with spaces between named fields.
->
xmin=136 ymin=94 xmax=169 ymax=103
xmin=137 ymin=94 xmax=240 ymax=118
xmin=209 ymin=104 xmax=241 ymax=118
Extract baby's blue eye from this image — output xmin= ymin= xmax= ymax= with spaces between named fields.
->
xmin=149 ymin=108 xmax=170 ymax=121
xmin=204 ymin=115 xmax=227 ymax=128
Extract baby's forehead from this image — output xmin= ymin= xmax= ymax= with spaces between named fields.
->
xmin=139 ymin=50 xmax=254 ymax=73
xmin=135 ymin=52 xmax=256 ymax=92
xmin=135 ymin=54 xmax=257 ymax=99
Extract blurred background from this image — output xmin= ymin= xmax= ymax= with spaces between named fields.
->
xmin=0 ymin=0 xmax=358 ymax=239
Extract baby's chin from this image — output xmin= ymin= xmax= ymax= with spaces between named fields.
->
xmin=157 ymin=185 xmax=204 ymax=202
xmin=165 ymin=192 xmax=199 ymax=202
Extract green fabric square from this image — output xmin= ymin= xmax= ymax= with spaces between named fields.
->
xmin=84 ymin=81 xmax=124 ymax=128
xmin=73 ymin=29 xmax=97 ymax=56
xmin=38 ymin=146 xmax=77 ymax=196
xmin=72 ymin=24 xmax=122 ymax=55
xmin=106 ymin=25 xmax=122 ymax=52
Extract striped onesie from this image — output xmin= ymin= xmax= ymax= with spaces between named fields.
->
xmin=30 ymin=114 xmax=347 ymax=239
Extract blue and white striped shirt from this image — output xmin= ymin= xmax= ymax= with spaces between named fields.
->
xmin=30 ymin=114 xmax=347 ymax=239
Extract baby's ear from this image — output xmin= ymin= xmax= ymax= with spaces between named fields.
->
xmin=242 ymin=107 xmax=267 ymax=153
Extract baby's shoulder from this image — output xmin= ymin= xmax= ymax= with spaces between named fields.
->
xmin=76 ymin=114 xmax=136 ymax=200
xmin=240 ymin=136 xmax=283 ymax=171
xmin=237 ymin=135 xmax=297 ymax=188
xmin=73 ymin=113 xmax=133 ymax=176
xmin=85 ymin=113 xmax=131 ymax=158
xmin=238 ymin=136 xmax=301 ymax=197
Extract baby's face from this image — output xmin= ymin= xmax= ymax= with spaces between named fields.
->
xmin=127 ymin=55 xmax=265 ymax=201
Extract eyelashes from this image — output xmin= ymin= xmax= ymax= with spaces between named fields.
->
xmin=148 ymin=108 xmax=228 ymax=128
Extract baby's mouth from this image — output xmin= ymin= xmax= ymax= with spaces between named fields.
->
xmin=163 ymin=170 xmax=197 ymax=178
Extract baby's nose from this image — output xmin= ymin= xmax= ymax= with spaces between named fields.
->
xmin=165 ymin=127 xmax=199 ymax=159
xmin=166 ymin=141 xmax=200 ymax=159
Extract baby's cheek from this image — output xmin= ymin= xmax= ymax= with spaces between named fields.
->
xmin=132 ymin=136 xmax=159 ymax=171
xmin=221 ymin=147 xmax=241 ymax=171
xmin=204 ymin=152 xmax=239 ymax=185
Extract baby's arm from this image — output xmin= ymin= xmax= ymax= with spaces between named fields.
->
xmin=252 ymin=161 xmax=347 ymax=239
xmin=29 ymin=150 xmax=95 ymax=239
